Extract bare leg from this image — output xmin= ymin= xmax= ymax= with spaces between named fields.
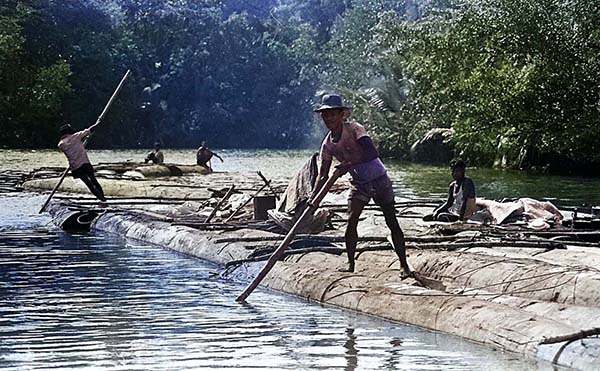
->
xmin=88 ymin=173 xmax=106 ymax=201
xmin=340 ymin=198 xmax=368 ymax=272
xmin=79 ymin=174 xmax=106 ymax=202
xmin=381 ymin=203 xmax=411 ymax=276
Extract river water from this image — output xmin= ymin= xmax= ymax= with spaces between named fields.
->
xmin=1 ymin=149 xmax=584 ymax=370
xmin=4 ymin=148 xmax=600 ymax=206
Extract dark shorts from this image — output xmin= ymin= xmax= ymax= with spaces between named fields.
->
xmin=71 ymin=163 xmax=94 ymax=179
xmin=349 ymin=174 xmax=395 ymax=206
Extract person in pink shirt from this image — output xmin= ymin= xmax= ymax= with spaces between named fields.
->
xmin=311 ymin=94 xmax=412 ymax=277
xmin=58 ymin=123 xmax=107 ymax=204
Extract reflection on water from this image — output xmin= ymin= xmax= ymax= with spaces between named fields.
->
xmin=3 ymin=148 xmax=600 ymax=207
xmin=386 ymin=161 xmax=600 ymax=207
xmin=0 ymin=194 xmax=537 ymax=370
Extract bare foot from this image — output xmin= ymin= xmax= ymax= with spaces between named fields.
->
xmin=399 ymin=270 xmax=415 ymax=280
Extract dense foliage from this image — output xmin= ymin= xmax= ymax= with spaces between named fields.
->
xmin=329 ymin=0 xmax=600 ymax=172
xmin=0 ymin=0 xmax=338 ymax=149
xmin=1 ymin=0 xmax=599 ymax=173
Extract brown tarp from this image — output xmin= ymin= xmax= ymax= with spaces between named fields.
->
xmin=277 ymin=153 xmax=319 ymax=213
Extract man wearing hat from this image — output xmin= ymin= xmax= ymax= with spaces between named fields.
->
xmin=58 ymin=123 xmax=107 ymax=205
xmin=311 ymin=94 xmax=412 ymax=277
xmin=144 ymin=141 xmax=164 ymax=164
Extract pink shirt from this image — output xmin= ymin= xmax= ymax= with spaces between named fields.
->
xmin=320 ymin=120 xmax=386 ymax=183
xmin=58 ymin=128 xmax=91 ymax=170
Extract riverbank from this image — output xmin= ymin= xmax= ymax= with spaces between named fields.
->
xmin=25 ymin=169 xmax=600 ymax=370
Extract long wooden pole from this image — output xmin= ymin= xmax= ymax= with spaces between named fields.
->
xmin=236 ymin=168 xmax=342 ymax=302
xmin=39 ymin=69 xmax=131 ymax=214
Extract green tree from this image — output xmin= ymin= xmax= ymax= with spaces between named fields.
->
xmin=0 ymin=2 xmax=73 ymax=147
xmin=383 ymin=0 xmax=600 ymax=171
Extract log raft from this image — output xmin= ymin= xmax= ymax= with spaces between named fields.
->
xmin=25 ymin=168 xmax=600 ymax=371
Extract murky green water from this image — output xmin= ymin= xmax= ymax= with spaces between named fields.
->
xmin=0 ymin=193 xmax=539 ymax=370
xmin=4 ymin=148 xmax=600 ymax=207
xmin=386 ymin=161 xmax=600 ymax=207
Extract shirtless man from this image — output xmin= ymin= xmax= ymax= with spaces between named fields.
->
xmin=196 ymin=141 xmax=223 ymax=171
xmin=311 ymin=94 xmax=411 ymax=277
xmin=58 ymin=123 xmax=107 ymax=205
xmin=145 ymin=141 xmax=164 ymax=164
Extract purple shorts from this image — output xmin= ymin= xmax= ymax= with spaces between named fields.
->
xmin=349 ymin=174 xmax=395 ymax=206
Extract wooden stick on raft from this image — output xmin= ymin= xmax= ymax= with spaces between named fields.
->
xmin=257 ymin=171 xmax=279 ymax=200
xmin=227 ymin=240 xmax=566 ymax=267
xmin=540 ymin=327 xmax=600 ymax=345
xmin=39 ymin=69 xmax=131 ymax=214
xmin=204 ymin=185 xmax=236 ymax=223
xmin=224 ymin=181 xmax=270 ymax=223
xmin=215 ymin=235 xmax=466 ymax=244
xmin=236 ymin=168 xmax=343 ymax=302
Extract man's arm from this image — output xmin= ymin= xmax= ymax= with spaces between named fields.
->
xmin=434 ymin=184 xmax=454 ymax=218
xmin=459 ymin=197 xmax=468 ymax=221
xmin=210 ymin=150 xmax=224 ymax=162
xmin=357 ymin=136 xmax=379 ymax=162
xmin=459 ymin=178 xmax=476 ymax=221
xmin=156 ymin=151 xmax=164 ymax=164
xmin=311 ymin=160 xmax=332 ymax=202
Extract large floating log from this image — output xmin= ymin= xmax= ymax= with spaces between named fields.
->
xmin=408 ymin=249 xmax=600 ymax=308
xmin=79 ymin=202 xmax=600 ymax=370
xmin=259 ymin=252 xmax=597 ymax=370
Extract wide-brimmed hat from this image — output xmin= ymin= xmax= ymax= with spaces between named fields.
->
xmin=314 ymin=94 xmax=351 ymax=112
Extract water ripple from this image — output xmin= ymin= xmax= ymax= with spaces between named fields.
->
xmin=0 ymin=196 xmax=535 ymax=370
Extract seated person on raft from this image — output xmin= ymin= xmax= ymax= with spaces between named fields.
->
xmin=144 ymin=141 xmax=164 ymax=164
xmin=432 ymin=160 xmax=476 ymax=222
xmin=58 ymin=123 xmax=107 ymax=206
xmin=310 ymin=93 xmax=412 ymax=278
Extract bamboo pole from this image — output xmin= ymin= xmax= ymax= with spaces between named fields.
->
xmin=39 ymin=69 xmax=131 ymax=213
xmin=236 ymin=168 xmax=343 ymax=302
xmin=215 ymin=235 xmax=465 ymax=244
xmin=204 ymin=185 xmax=235 ymax=223
xmin=230 ymin=240 xmax=564 ymax=265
